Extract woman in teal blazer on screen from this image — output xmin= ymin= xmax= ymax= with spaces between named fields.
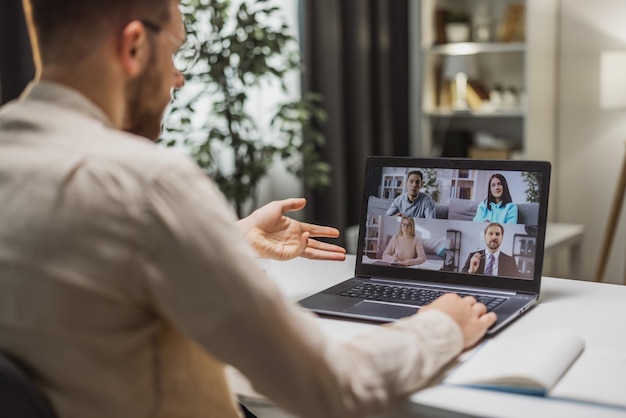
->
xmin=473 ymin=173 xmax=518 ymax=224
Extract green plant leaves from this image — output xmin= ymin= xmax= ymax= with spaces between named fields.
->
xmin=160 ymin=0 xmax=329 ymax=216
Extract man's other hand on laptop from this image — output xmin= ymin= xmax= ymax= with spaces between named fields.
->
xmin=422 ymin=294 xmax=497 ymax=350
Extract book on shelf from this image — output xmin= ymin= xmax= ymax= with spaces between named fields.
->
xmin=435 ymin=70 xmax=452 ymax=110
xmin=466 ymin=80 xmax=490 ymax=111
xmin=498 ymin=3 xmax=525 ymax=42
xmin=435 ymin=8 xmax=448 ymax=44
xmin=444 ymin=330 xmax=626 ymax=410
xmin=458 ymin=187 xmax=472 ymax=200
xmin=457 ymin=169 xmax=470 ymax=179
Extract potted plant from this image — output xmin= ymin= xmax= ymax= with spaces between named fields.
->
xmin=522 ymin=171 xmax=540 ymax=203
xmin=445 ymin=10 xmax=471 ymax=43
xmin=422 ymin=168 xmax=441 ymax=202
xmin=161 ymin=0 xmax=330 ymax=217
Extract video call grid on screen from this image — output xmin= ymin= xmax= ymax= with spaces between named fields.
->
xmin=360 ymin=166 xmax=545 ymax=281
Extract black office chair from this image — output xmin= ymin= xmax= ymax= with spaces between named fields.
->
xmin=0 ymin=352 xmax=58 ymax=418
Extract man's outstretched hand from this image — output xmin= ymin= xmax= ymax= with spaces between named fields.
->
xmin=237 ymin=198 xmax=347 ymax=261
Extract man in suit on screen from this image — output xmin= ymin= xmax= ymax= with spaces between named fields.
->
xmin=462 ymin=223 xmax=521 ymax=278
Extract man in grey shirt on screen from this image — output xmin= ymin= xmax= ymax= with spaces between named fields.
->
xmin=386 ymin=170 xmax=437 ymax=218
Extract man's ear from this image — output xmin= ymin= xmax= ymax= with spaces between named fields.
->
xmin=119 ymin=20 xmax=149 ymax=77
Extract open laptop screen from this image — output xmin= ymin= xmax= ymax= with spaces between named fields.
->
xmin=357 ymin=157 xmax=550 ymax=293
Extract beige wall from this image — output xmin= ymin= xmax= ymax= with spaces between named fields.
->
xmin=557 ymin=0 xmax=626 ymax=283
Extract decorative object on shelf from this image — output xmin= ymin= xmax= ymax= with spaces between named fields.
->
xmin=444 ymin=11 xmax=471 ymax=43
xmin=595 ymin=51 xmax=626 ymax=284
xmin=161 ymin=0 xmax=330 ymax=217
xmin=443 ymin=54 xmax=479 ymax=111
xmin=469 ymin=131 xmax=514 ymax=160
xmin=472 ymin=2 xmax=493 ymax=42
xmin=501 ymin=86 xmax=520 ymax=109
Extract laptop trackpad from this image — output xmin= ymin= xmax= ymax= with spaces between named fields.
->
xmin=344 ymin=300 xmax=418 ymax=320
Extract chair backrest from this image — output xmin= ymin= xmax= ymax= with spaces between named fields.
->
xmin=0 ymin=352 xmax=58 ymax=418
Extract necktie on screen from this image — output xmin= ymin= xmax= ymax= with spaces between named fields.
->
xmin=485 ymin=254 xmax=495 ymax=276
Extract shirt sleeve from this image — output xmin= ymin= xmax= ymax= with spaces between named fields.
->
xmin=425 ymin=196 xmax=437 ymax=219
xmin=139 ymin=162 xmax=464 ymax=418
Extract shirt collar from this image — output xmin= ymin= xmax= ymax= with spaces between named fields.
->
xmin=21 ymin=81 xmax=115 ymax=129
xmin=485 ymin=249 xmax=501 ymax=259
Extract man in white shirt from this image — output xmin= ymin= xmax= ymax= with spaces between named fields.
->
xmin=0 ymin=1 xmax=496 ymax=417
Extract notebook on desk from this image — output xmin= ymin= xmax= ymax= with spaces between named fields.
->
xmin=299 ymin=156 xmax=551 ymax=334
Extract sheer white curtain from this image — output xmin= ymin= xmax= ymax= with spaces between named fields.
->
xmin=247 ymin=0 xmax=304 ymax=213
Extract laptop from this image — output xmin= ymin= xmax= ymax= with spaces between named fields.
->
xmin=299 ymin=156 xmax=551 ymax=334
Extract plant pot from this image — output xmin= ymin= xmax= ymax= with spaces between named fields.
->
xmin=445 ymin=23 xmax=471 ymax=43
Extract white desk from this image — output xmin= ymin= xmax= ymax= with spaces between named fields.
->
xmin=543 ymin=222 xmax=585 ymax=278
xmin=239 ymin=255 xmax=625 ymax=418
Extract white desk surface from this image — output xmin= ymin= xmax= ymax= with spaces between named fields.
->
xmin=260 ymin=255 xmax=626 ymax=418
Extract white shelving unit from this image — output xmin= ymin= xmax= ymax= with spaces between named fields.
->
xmin=381 ymin=174 xmax=406 ymax=199
xmin=450 ymin=169 xmax=476 ymax=200
xmin=380 ymin=167 xmax=410 ymax=199
xmin=364 ymin=214 xmax=381 ymax=259
xmin=409 ymin=0 xmax=558 ymax=164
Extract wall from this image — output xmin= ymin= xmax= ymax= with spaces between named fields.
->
xmin=557 ymin=0 xmax=626 ymax=283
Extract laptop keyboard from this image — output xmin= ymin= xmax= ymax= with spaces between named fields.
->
xmin=338 ymin=283 xmax=506 ymax=311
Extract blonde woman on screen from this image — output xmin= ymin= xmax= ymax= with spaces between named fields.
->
xmin=382 ymin=217 xmax=427 ymax=266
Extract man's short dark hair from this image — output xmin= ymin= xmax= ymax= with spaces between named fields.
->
xmin=484 ymin=222 xmax=504 ymax=235
xmin=23 ymin=0 xmax=171 ymax=65
xmin=407 ymin=170 xmax=423 ymax=182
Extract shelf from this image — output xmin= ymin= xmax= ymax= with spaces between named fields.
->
xmin=412 ymin=0 xmax=558 ymax=162
xmin=365 ymin=214 xmax=381 ymax=258
xmin=513 ymin=233 xmax=536 ymax=277
xmin=424 ymin=110 xmax=525 ymax=118
xmin=450 ymin=169 xmax=476 ymax=200
xmin=443 ymin=229 xmax=462 ymax=272
xmin=425 ymin=42 xmax=526 ymax=56
xmin=381 ymin=173 xmax=407 ymax=199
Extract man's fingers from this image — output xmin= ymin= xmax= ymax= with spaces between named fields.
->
xmin=480 ymin=312 xmax=498 ymax=326
xmin=472 ymin=302 xmax=488 ymax=315
xmin=302 ymin=239 xmax=346 ymax=261
xmin=278 ymin=198 xmax=307 ymax=214
xmin=300 ymin=223 xmax=340 ymax=239
xmin=302 ymin=247 xmax=347 ymax=261
xmin=463 ymin=296 xmax=477 ymax=305
xmin=307 ymin=238 xmax=346 ymax=253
